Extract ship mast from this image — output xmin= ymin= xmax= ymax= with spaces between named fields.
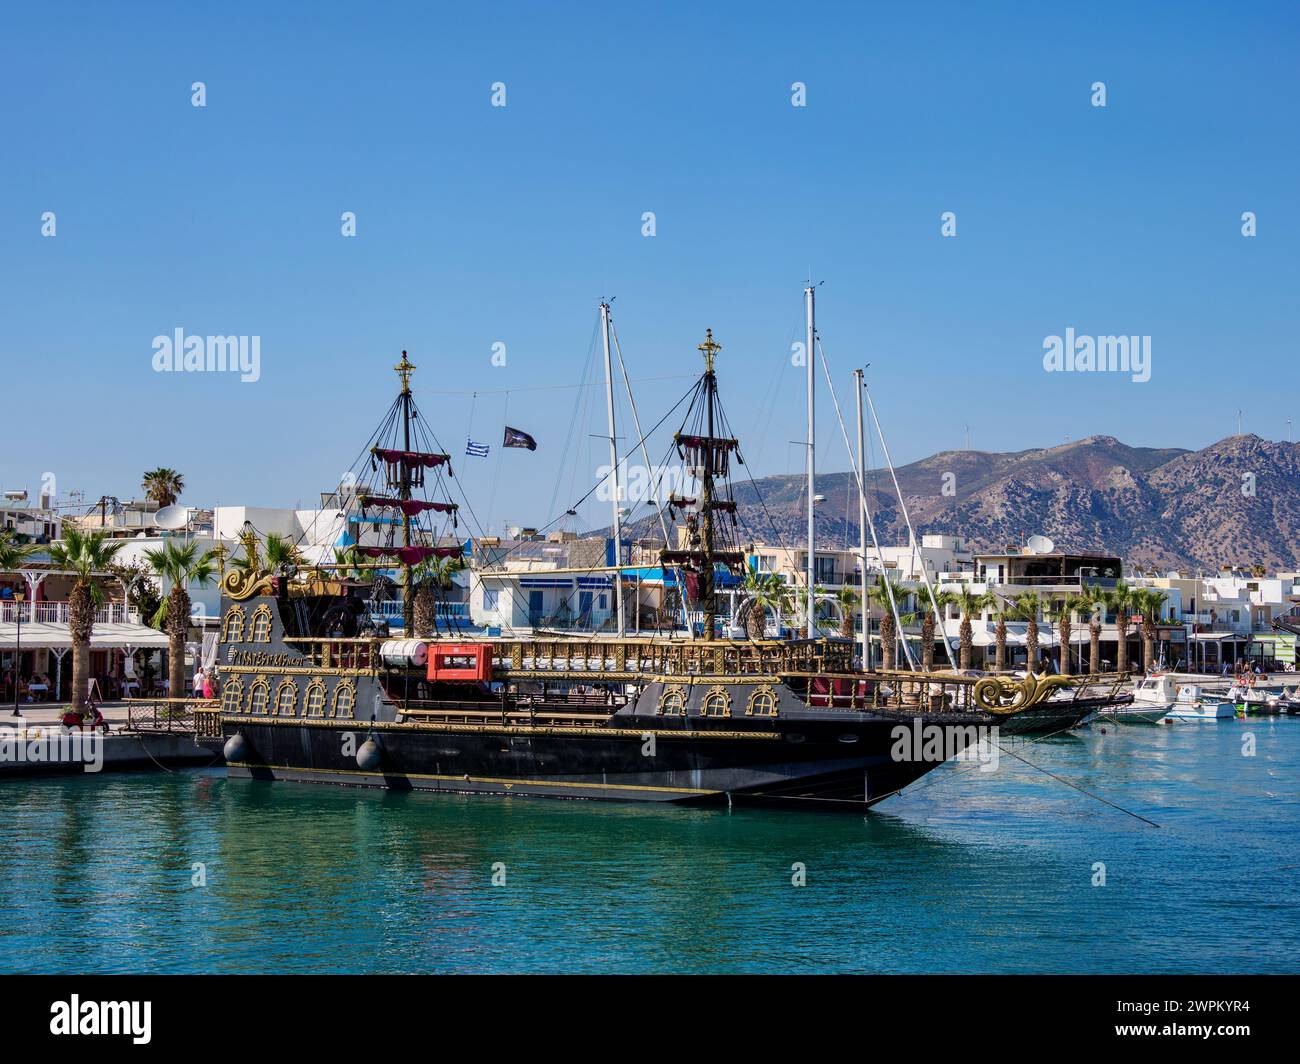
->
xmin=698 ymin=329 xmax=721 ymax=640
xmin=396 ymin=350 xmax=416 ymax=633
xmin=855 ymin=367 xmax=870 ymax=668
xmin=804 ymin=284 xmax=817 ymax=638
xmin=600 ymin=302 xmax=626 ymax=636
xmin=661 ymin=329 xmax=741 ymax=640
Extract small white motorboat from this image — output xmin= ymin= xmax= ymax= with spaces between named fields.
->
xmin=1130 ymin=676 xmax=1234 ymax=721
xmin=1165 ymin=683 xmax=1235 ymax=720
xmin=1100 ymin=702 xmax=1177 ymax=724
xmin=1227 ymin=683 xmax=1281 ymax=716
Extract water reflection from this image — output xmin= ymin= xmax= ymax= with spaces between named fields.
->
xmin=1 ymin=722 xmax=1297 ymax=973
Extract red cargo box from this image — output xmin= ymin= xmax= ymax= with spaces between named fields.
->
xmin=427 ymin=644 xmax=493 ymax=683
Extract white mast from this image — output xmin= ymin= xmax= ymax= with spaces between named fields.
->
xmin=864 ymin=385 xmax=957 ymax=670
xmin=804 ymin=284 xmax=816 ymax=638
xmin=599 ymin=301 xmax=626 ymax=635
xmin=855 ymin=368 xmax=870 ymax=669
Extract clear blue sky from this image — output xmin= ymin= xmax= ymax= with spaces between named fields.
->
xmin=2 ymin=1 xmax=1297 ymax=536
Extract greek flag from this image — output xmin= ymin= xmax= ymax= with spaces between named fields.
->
xmin=466 ymin=438 xmax=490 ymax=458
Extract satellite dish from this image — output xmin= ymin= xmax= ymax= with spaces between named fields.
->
xmin=154 ymin=505 xmax=189 ymax=530
xmin=1026 ymin=534 xmax=1055 ymax=555
xmin=1166 ymin=571 xmax=1180 ymax=580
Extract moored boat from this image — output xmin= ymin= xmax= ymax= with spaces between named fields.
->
xmin=196 ymin=306 xmax=1136 ymax=810
xmin=1127 ymin=676 xmax=1235 ymax=721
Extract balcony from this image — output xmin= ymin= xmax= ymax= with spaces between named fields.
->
xmin=368 ymin=600 xmax=470 ymax=625
xmin=979 ymin=573 xmax=1120 ymax=589
xmin=0 ymin=601 xmax=138 ymax=625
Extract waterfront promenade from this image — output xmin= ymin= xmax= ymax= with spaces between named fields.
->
xmin=0 ymin=700 xmax=216 ymax=776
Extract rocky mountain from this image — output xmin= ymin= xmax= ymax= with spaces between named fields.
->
xmin=628 ymin=435 xmax=1300 ymax=571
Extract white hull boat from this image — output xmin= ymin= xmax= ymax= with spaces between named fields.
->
xmin=1130 ymin=676 xmax=1234 ymax=721
xmin=1099 ymin=703 xmax=1177 ymax=724
xmin=1164 ymin=700 xmax=1236 ymax=720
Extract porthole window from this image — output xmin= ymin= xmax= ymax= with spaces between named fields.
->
xmin=304 ymin=679 xmax=327 ymax=717
xmin=657 ymin=685 xmax=686 ymax=716
xmin=701 ymin=686 xmax=732 ymax=718
xmin=331 ymin=680 xmax=356 ymax=719
xmin=221 ymin=679 xmax=243 ymax=714
xmin=274 ymin=679 xmax=298 ymax=717
xmin=247 ymin=678 xmax=270 ymax=715
xmin=248 ymin=605 xmax=273 ymax=643
xmin=746 ymin=685 xmax=779 ymax=718
xmin=221 ymin=607 xmax=245 ymax=643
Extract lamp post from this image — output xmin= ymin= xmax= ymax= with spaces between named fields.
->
xmin=11 ymin=590 xmax=24 ymax=716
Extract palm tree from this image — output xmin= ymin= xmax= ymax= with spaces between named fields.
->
xmin=0 ymin=529 xmax=37 ymax=572
xmin=412 ymin=553 xmax=468 ymax=638
xmin=330 ymin=545 xmax=364 ymax=581
xmin=1081 ymin=584 xmax=1109 ymax=675
xmin=1054 ymin=593 xmax=1089 ymax=675
xmin=1133 ymin=587 xmax=1169 ymax=673
xmin=986 ymin=593 xmax=1013 ymax=673
xmin=867 ymin=575 xmax=915 ymax=671
xmin=739 ymin=571 xmax=792 ymax=641
xmin=1106 ymin=580 xmax=1137 ymax=675
xmin=142 ymin=541 xmax=218 ymax=700
xmin=47 ymin=530 xmax=125 ymax=713
xmin=914 ymin=586 xmax=943 ymax=672
xmin=834 ymin=585 xmax=858 ymax=640
xmin=943 ymin=584 xmax=987 ymax=672
xmin=141 ymin=468 xmax=184 ymax=508
xmin=1012 ymin=591 xmax=1043 ymax=673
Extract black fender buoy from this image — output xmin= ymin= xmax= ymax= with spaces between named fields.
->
xmin=356 ymin=736 xmax=383 ymax=771
xmin=223 ymin=731 xmax=248 ymax=762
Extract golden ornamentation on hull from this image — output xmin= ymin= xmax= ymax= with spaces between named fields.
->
xmin=221 ymin=568 xmax=275 ymax=602
xmin=974 ymin=673 xmax=1076 ymax=714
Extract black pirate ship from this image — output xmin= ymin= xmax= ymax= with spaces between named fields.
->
xmin=197 ymin=326 xmax=1127 ymax=808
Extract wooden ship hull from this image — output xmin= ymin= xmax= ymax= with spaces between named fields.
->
xmin=196 ymin=580 xmax=1123 ymax=810
xmin=195 ymin=332 xmax=1131 ymax=812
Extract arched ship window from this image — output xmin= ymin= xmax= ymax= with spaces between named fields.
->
xmin=247 ymin=678 xmax=270 ymax=715
xmin=221 ymin=606 xmax=245 ymax=643
xmin=304 ymin=679 xmax=327 ymax=717
xmin=221 ymin=679 xmax=243 ymax=714
xmin=331 ymin=680 xmax=356 ymax=719
xmin=657 ymin=685 xmax=686 ymax=716
xmin=274 ymin=679 xmax=298 ymax=717
xmin=248 ymin=605 xmax=273 ymax=643
xmin=701 ymin=686 xmax=732 ymax=718
xmin=746 ymin=685 xmax=779 ymax=718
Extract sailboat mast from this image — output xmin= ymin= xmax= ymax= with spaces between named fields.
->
xmin=599 ymin=302 xmax=626 ymax=636
xmin=855 ymin=368 xmax=870 ymax=669
xmin=396 ymin=350 xmax=416 ymax=633
xmin=699 ymin=330 xmax=721 ymax=641
xmin=804 ymin=285 xmax=816 ymax=638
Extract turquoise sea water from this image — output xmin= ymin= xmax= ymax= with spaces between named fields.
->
xmin=2 ymin=718 xmax=1298 ymax=974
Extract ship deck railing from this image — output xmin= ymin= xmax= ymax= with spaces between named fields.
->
xmin=283 ymin=635 xmax=856 ymax=680
xmin=787 ymin=670 xmax=1131 ymax=715
xmin=123 ymin=696 xmax=219 ymax=735
xmin=276 ymin=635 xmax=1127 ymax=714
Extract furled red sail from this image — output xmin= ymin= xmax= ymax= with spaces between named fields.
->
xmin=674 ymin=434 xmax=739 ymax=477
xmin=370 ymin=447 xmax=451 ymax=489
xmin=370 ymin=448 xmax=450 ymax=467
xmin=357 ymin=494 xmax=458 ymax=516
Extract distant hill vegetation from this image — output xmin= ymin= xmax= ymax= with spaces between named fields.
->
xmin=619 ymin=435 xmax=1300 ymax=571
